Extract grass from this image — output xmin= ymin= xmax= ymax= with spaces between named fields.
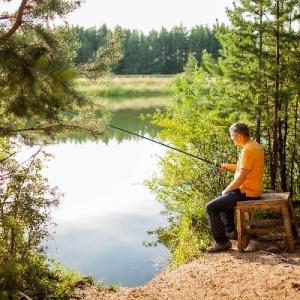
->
xmin=75 ymin=75 xmax=175 ymax=98
xmin=74 ymin=74 xmax=212 ymax=110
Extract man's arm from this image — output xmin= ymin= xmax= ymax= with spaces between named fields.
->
xmin=222 ymin=168 xmax=250 ymax=195
xmin=220 ymin=163 xmax=237 ymax=172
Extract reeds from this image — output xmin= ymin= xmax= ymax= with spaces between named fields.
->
xmin=75 ymin=75 xmax=174 ymax=97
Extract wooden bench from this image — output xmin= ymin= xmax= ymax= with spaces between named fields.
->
xmin=236 ymin=191 xmax=299 ymax=253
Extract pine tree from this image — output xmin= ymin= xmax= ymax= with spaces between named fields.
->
xmin=0 ymin=2 xmax=125 ymax=296
xmin=204 ymin=0 xmax=300 ymax=193
xmin=183 ymin=52 xmax=198 ymax=79
xmin=0 ymin=0 xmax=125 ymax=143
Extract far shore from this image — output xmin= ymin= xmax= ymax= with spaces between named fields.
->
xmin=75 ymin=75 xmax=175 ymax=97
xmin=75 ymin=75 xmax=175 ymax=110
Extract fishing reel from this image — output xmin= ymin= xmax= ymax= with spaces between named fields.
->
xmin=207 ymin=165 xmax=222 ymax=175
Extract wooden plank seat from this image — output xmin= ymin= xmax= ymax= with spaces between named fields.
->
xmin=236 ymin=191 xmax=299 ymax=253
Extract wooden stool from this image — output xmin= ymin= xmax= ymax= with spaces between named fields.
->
xmin=236 ymin=192 xmax=299 ymax=253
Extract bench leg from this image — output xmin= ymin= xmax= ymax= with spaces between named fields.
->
xmin=282 ymin=205 xmax=295 ymax=253
xmin=287 ymin=198 xmax=299 ymax=238
xmin=237 ymin=209 xmax=253 ymax=252
xmin=237 ymin=208 xmax=243 ymax=252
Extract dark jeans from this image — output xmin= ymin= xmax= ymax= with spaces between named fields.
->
xmin=206 ymin=189 xmax=247 ymax=244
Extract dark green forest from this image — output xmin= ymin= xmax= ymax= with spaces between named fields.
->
xmin=73 ymin=24 xmax=223 ymax=74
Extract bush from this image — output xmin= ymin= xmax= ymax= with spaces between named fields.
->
xmin=144 ymin=69 xmax=240 ymax=266
xmin=0 ymin=142 xmax=84 ymax=298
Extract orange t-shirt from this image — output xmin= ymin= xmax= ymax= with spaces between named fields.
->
xmin=235 ymin=139 xmax=264 ymax=197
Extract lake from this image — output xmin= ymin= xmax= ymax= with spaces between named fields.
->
xmin=44 ymin=107 xmax=170 ymax=287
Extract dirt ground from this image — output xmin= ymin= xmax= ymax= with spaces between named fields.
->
xmin=72 ymin=235 xmax=300 ymax=300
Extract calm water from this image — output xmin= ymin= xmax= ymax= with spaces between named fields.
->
xmin=44 ymin=107 xmax=169 ymax=287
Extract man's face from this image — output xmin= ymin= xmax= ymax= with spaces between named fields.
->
xmin=230 ymin=131 xmax=241 ymax=146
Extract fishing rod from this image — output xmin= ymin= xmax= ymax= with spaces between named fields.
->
xmin=62 ymin=110 xmax=220 ymax=168
xmin=0 ymin=151 xmax=17 ymax=164
xmin=107 ymin=124 xmax=219 ymax=167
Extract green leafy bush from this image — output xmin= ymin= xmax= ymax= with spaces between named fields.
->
xmin=0 ymin=141 xmax=84 ymax=298
xmin=144 ymin=69 xmax=242 ymax=267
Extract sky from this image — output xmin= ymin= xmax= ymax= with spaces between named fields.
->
xmin=1 ymin=0 xmax=233 ymax=33
xmin=66 ymin=0 xmax=233 ymax=32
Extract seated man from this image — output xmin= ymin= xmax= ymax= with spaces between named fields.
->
xmin=206 ymin=122 xmax=264 ymax=252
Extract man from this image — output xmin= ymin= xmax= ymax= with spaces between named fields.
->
xmin=206 ymin=122 xmax=264 ymax=252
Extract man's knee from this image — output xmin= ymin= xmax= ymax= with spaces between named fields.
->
xmin=206 ymin=201 xmax=213 ymax=213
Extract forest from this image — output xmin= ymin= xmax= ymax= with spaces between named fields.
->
xmin=1 ymin=0 xmax=300 ymax=298
xmin=72 ymin=24 xmax=223 ymax=74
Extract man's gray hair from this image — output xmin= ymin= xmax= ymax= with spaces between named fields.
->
xmin=229 ymin=122 xmax=250 ymax=137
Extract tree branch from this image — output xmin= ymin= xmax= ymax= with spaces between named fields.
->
xmin=0 ymin=123 xmax=103 ymax=138
xmin=0 ymin=0 xmax=29 ymax=42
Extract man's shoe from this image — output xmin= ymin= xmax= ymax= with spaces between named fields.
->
xmin=206 ymin=240 xmax=232 ymax=253
xmin=226 ymin=229 xmax=238 ymax=240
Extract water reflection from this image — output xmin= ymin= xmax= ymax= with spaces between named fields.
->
xmin=46 ymin=107 xmax=169 ymax=287
xmin=105 ymin=107 xmax=164 ymax=143
xmin=58 ymin=107 xmax=164 ymax=144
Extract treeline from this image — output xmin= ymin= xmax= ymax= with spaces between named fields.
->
xmin=73 ymin=24 xmax=223 ymax=74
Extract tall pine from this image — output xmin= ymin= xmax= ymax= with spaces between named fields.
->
xmin=204 ymin=0 xmax=300 ymax=194
xmin=0 ymin=0 xmax=125 ymax=143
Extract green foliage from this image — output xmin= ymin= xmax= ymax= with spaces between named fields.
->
xmin=145 ymin=0 xmax=300 ymax=268
xmin=0 ymin=256 xmax=83 ymax=299
xmin=209 ymin=0 xmax=300 ymax=194
xmin=96 ymin=278 xmax=118 ymax=292
xmin=73 ymin=24 xmax=222 ymax=75
xmin=78 ymin=26 xmax=125 ymax=80
xmin=0 ymin=139 xmax=85 ymax=298
xmin=0 ymin=2 xmax=125 ymax=144
xmin=1 ymin=25 xmax=80 ymax=120
xmin=182 ymin=52 xmax=198 ymax=81
xmin=0 ymin=2 xmax=124 ymax=297
xmin=144 ymin=70 xmax=239 ymax=266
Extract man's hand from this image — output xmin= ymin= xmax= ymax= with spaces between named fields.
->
xmin=220 ymin=164 xmax=227 ymax=171
xmin=220 ymin=163 xmax=237 ymax=172
xmin=222 ymin=168 xmax=250 ymax=195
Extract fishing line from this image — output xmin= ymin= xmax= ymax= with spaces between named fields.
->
xmin=107 ymin=124 xmax=219 ymax=167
